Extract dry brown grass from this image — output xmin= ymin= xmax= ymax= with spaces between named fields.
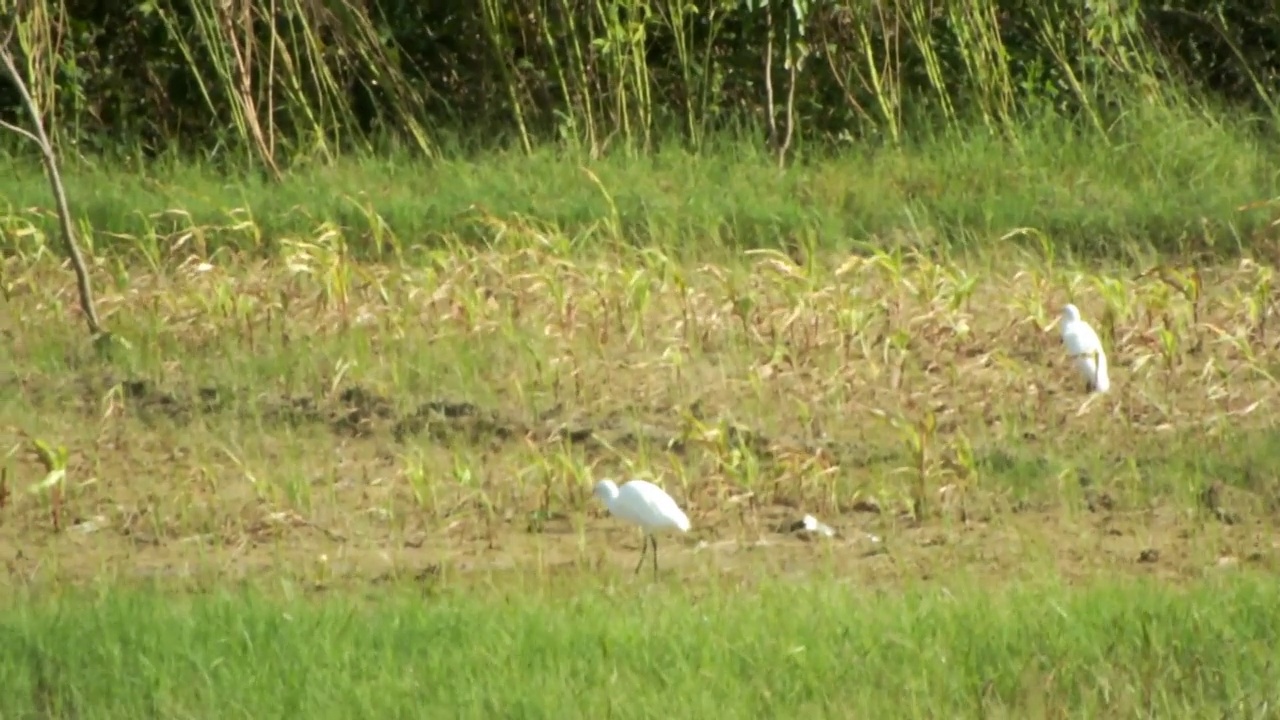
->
xmin=2 ymin=231 xmax=1279 ymax=590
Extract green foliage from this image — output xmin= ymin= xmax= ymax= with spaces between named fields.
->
xmin=0 ymin=576 xmax=1277 ymax=717
xmin=0 ymin=0 xmax=1278 ymax=163
xmin=1 ymin=101 xmax=1276 ymax=259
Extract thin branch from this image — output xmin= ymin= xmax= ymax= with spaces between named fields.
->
xmin=763 ymin=6 xmax=777 ymax=151
xmin=0 ymin=118 xmax=40 ymax=145
xmin=0 ymin=39 xmax=106 ymax=339
xmin=778 ymin=52 xmax=798 ymax=170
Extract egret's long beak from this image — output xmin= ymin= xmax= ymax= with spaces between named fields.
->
xmin=1045 ymin=316 xmax=1061 ymax=332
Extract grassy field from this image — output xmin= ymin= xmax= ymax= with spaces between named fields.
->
xmin=2 ymin=97 xmax=1278 ymax=259
xmin=3 ymin=101 xmax=1280 ymax=715
xmin=2 ymin=576 xmax=1279 ymax=717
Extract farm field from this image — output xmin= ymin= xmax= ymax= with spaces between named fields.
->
xmin=4 ymin=146 xmax=1280 ymax=715
xmin=4 ymin=217 xmax=1280 ymax=587
xmin=5 ymin=0 xmax=1280 ymax=700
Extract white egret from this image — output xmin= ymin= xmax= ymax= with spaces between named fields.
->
xmin=593 ymin=478 xmax=690 ymax=579
xmin=1060 ymin=303 xmax=1110 ymax=393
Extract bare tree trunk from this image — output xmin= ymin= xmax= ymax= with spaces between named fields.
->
xmin=0 ymin=31 xmax=108 ymax=341
xmin=763 ymin=5 xmax=777 ymax=151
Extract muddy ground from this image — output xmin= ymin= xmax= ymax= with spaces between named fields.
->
xmin=2 ymin=370 xmax=1276 ymax=594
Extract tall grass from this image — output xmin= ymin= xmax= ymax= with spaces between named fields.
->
xmin=0 ymin=0 xmax=439 ymax=162
xmin=1 ymin=574 xmax=1278 ymax=717
xmin=3 ymin=1 xmax=1276 ymax=260
xmin=2 ymin=101 xmax=1277 ymax=260
xmin=1 ymin=0 xmax=1277 ymax=164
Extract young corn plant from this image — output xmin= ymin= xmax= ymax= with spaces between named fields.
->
xmin=873 ymin=407 xmax=937 ymax=522
xmin=28 ymin=437 xmax=68 ymax=531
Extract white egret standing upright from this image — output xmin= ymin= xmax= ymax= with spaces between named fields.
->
xmin=1060 ymin=303 xmax=1110 ymax=393
xmin=593 ymin=478 xmax=690 ymax=580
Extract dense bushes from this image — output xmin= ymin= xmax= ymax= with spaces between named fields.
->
xmin=0 ymin=0 xmax=1277 ymax=163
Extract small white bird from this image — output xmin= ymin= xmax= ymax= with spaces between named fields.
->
xmin=1060 ymin=303 xmax=1110 ymax=393
xmin=593 ymin=478 xmax=691 ymax=579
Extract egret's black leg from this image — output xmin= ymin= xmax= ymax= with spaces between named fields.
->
xmin=651 ymin=536 xmax=659 ymax=581
xmin=633 ymin=535 xmax=650 ymax=575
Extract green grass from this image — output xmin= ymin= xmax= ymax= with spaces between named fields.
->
xmin=2 ymin=100 xmax=1277 ymax=261
xmin=4 ymin=86 xmax=1280 ymax=719
xmin=2 ymin=574 xmax=1277 ymax=718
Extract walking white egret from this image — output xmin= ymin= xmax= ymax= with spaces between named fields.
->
xmin=593 ymin=478 xmax=690 ymax=580
xmin=1060 ymin=303 xmax=1110 ymax=393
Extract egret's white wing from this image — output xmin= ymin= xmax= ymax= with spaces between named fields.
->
xmin=1063 ymin=320 xmax=1108 ymax=391
xmin=616 ymin=479 xmax=691 ymax=532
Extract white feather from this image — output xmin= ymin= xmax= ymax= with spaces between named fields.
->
xmin=594 ymin=478 xmax=690 ymax=532
xmin=1060 ymin=304 xmax=1110 ymax=393
xmin=593 ymin=478 xmax=690 ymax=578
